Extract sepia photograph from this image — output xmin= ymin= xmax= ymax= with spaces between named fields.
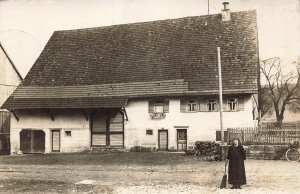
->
xmin=0 ymin=0 xmax=299 ymax=193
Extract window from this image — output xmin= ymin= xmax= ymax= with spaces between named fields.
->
xmin=65 ymin=131 xmax=71 ymax=136
xmin=228 ymin=98 xmax=238 ymax=111
xmin=187 ymin=100 xmax=197 ymax=112
xmin=207 ymin=99 xmax=217 ymax=111
xmin=154 ymin=103 xmax=164 ymax=113
xmin=149 ymin=99 xmax=168 ymax=119
xmin=146 ymin=129 xmax=153 ymax=135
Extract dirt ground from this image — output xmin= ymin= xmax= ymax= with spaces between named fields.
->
xmin=0 ymin=152 xmax=299 ymax=194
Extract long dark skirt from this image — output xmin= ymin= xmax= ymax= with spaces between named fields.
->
xmin=227 ymin=146 xmax=246 ymax=185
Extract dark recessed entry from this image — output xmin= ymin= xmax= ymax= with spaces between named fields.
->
xmin=20 ymin=129 xmax=45 ymax=154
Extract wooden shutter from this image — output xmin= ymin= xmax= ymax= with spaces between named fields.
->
xmin=223 ymin=99 xmax=227 ymax=111
xmin=198 ymin=99 xmax=207 ymax=111
xmin=92 ymin=134 xmax=106 ymax=146
xmin=148 ymin=100 xmax=154 ymax=113
xmin=238 ymin=97 xmax=245 ymax=111
xmin=110 ymin=134 xmax=123 ymax=146
xmin=163 ymin=100 xmax=169 ymax=113
xmin=109 ymin=111 xmax=124 ymax=146
xmin=110 ymin=112 xmax=123 ymax=132
xmin=180 ymin=99 xmax=186 ymax=112
xmin=92 ymin=112 xmax=106 ymax=132
xmin=216 ymin=99 xmax=220 ymax=111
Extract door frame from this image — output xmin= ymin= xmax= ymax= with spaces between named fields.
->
xmin=158 ymin=129 xmax=168 ymax=151
xmin=51 ymin=129 xmax=61 ymax=152
xmin=90 ymin=109 xmax=124 ymax=147
xmin=20 ymin=129 xmax=45 ymax=154
xmin=177 ymin=129 xmax=187 ymax=151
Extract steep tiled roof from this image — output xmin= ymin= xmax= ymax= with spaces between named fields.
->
xmin=2 ymin=10 xmax=259 ymax=109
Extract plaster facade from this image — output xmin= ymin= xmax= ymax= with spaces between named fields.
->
xmin=10 ymin=95 xmax=257 ymax=154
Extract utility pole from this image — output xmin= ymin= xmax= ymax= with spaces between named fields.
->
xmin=217 ymin=47 xmax=224 ymax=144
xmin=208 ymin=0 xmax=210 ymax=15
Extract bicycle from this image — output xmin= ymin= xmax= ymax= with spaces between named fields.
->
xmin=285 ymin=140 xmax=300 ymax=162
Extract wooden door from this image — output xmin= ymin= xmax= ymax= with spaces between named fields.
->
xmin=20 ymin=129 xmax=45 ymax=153
xmin=91 ymin=110 xmax=124 ymax=147
xmin=52 ymin=130 xmax=60 ymax=152
xmin=20 ymin=130 xmax=31 ymax=153
xmin=158 ymin=130 xmax=168 ymax=151
xmin=177 ymin=129 xmax=187 ymax=151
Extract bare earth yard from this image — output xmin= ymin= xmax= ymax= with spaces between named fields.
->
xmin=0 ymin=152 xmax=299 ymax=194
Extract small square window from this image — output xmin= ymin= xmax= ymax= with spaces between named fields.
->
xmin=228 ymin=98 xmax=238 ymax=111
xmin=65 ymin=131 xmax=72 ymax=136
xmin=146 ymin=129 xmax=153 ymax=135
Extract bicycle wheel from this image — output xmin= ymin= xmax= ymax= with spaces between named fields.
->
xmin=285 ymin=148 xmax=300 ymax=162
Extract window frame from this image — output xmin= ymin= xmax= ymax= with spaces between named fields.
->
xmin=227 ymin=98 xmax=238 ymax=111
xmin=207 ymin=99 xmax=217 ymax=111
xmin=186 ymin=99 xmax=197 ymax=112
xmin=146 ymin=129 xmax=153 ymax=135
xmin=154 ymin=102 xmax=164 ymax=113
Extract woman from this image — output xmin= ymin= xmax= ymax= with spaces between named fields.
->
xmin=226 ymin=138 xmax=246 ymax=189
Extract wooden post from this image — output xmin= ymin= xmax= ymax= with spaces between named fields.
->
xmin=217 ymin=47 xmax=224 ymax=144
xmin=208 ymin=0 xmax=210 ymax=15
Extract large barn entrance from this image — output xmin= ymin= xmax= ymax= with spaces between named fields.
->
xmin=20 ymin=129 xmax=45 ymax=153
xmin=91 ymin=110 xmax=124 ymax=147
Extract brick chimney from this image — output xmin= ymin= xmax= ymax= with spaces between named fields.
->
xmin=221 ymin=2 xmax=230 ymax=21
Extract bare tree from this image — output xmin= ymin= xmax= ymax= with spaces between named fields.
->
xmin=260 ymin=86 xmax=273 ymax=118
xmin=260 ymin=57 xmax=300 ymax=125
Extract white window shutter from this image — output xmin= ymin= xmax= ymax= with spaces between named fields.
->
xmin=198 ymin=99 xmax=207 ymax=111
xmin=223 ymin=99 xmax=227 ymax=111
xmin=163 ymin=100 xmax=169 ymax=113
xmin=238 ymin=97 xmax=245 ymax=111
xmin=216 ymin=99 xmax=220 ymax=111
xmin=180 ymin=99 xmax=186 ymax=112
xmin=148 ymin=100 xmax=154 ymax=113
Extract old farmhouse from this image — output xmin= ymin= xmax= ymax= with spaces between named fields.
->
xmin=0 ymin=42 xmax=23 ymax=154
xmin=2 ymin=5 xmax=259 ymax=154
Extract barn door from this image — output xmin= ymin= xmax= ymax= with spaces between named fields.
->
xmin=20 ymin=129 xmax=45 ymax=153
xmin=158 ymin=130 xmax=168 ymax=151
xmin=177 ymin=129 xmax=187 ymax=151
xmin=91 ymin=110 xmax=124 ymax=147
xmin=51 ymin=130 xmax=60 ymax=152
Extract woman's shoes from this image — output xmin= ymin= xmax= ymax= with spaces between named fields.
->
xmin=230 ymin=185 xmax=242 ymax=189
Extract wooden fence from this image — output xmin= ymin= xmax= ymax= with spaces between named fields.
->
xmin=227 ymin=125 xmax=300 ymax=145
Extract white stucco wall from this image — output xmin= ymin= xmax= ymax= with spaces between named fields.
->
xmin=10 ymin=95 xmax=256 ymax=153
xmin=10 ymin=110 xmax=90 ymax=154
xmin=124 ymin=95 xmax=256 ymax=150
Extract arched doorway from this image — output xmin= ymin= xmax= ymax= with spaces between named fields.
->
xmin=20 ymin=129 xmax=45 ymax=153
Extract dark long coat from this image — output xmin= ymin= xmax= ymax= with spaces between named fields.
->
xmin=227 ymin=145 xmax=246 ymax=185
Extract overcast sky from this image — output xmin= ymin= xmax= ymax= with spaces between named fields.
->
xmin=0 ymin=0 xmax=299 ymax=77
